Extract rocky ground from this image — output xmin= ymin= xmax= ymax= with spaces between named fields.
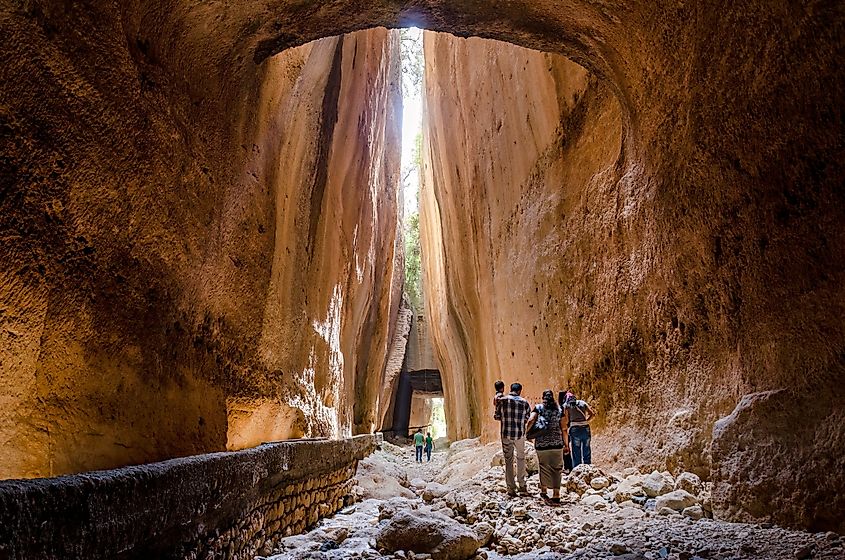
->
xmin=258 ymin=440 xmax=843 ymax=560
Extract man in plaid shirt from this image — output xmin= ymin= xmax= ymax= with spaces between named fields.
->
xmin=496 ymin=382 xmax=531 ymax=495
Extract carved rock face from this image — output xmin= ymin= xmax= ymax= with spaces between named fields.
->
xmin=0 ymin=0 xmax=842 ymax=533
xmin=415 ymin=11 xmax=843 ymax=533
xmin=0 ymin=22 xmax=403 ymax=477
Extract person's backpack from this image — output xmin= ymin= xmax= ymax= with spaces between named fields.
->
xmin=567 ymin=398 xmax=589 ymax=426
xmin=526 ymin=404 xmax=549 ymax=440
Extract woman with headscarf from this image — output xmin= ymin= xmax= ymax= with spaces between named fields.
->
xmin=526 ymin=389 xmax=569 ymax=504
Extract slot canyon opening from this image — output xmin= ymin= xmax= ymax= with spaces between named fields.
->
xmin=0 ymin=2 xmax=842 ymax=558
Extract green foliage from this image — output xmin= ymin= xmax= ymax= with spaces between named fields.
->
xmin=400 ymin=28 xmax=425 ymax=312
xmin=399 ymin=28 xmax=423 ymax=99
xmin=404 ymin=211 xmax=422 ymax=311
xmin=412 ymin=130 xmax=423 ymax=170
xmin=430 ymin=398 xmax=447 ymax=439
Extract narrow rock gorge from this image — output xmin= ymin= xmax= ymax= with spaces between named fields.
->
xmin=418 ymin=21 xmax=844 ymax=533
xmin=0 ymin=0 xmax=843 ymax=556
xmin=0 ymin=12 xmax=403 ymax=478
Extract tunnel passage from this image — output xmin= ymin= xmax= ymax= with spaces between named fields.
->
xmin=391 ymin=369 xmax=443 ymax=437
xmin=387 ymin=311 xmax=446 ymax=437
xmin=0 ymin=0 xmax=843 ymax=535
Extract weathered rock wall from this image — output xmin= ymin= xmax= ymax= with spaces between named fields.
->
xmin=409 ymin=393 xmax=433 ymax=430
xmin=405 ymin=312 xmax=439 ymax=374
xmin=1 ymin=0 xmax=842 ymax=533
xmin=420 ymin=27 xmax=844 ymax=533
xmin=0 ymin=435 xmax=378 ymax=559
xmin=0 ymin=1 xmax=402 ymax=478
xmin=378 ymin=299 xmax=413 ymax=432
xmin=420 ymin=34 xmax=622 ymax=442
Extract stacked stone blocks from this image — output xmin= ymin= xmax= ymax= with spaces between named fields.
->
xmin=0 ymin=435 xmax=379 ymax=559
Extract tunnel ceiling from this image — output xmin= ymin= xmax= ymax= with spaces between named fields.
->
xmin=408 ymin=370 xmax=443 ymax=396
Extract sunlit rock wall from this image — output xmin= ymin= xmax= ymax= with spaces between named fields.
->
xmin=1 ymin=0 xmax=842 ymax=533
xmin=0 ymin=2 xmax=402 ymax=478
xmin=420 ymin=28 xmax=844 ymax=532
xmin=409 ymin=394 xmax=433 ymax=431
xmin=420 ymin=33 xmax=623 ymax=442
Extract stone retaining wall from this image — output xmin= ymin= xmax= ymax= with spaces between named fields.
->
xmin=0 ymin=435 xmax=379 ymax=559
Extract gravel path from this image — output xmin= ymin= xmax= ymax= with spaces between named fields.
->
xmin=260 ymin=441 xmax=843 ymax=560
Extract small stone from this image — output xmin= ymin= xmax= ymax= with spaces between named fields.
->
xmin=681 ymin=505 xmax=704 ymax=520
xmin=674 ymin=472 xmax=703 ymax=496
xmin=740 ymin=543 xmax=756 ymax=554
xmin=642 ymin=471 xmax=674 ymax=498
xmin=591 ymin=476 xmax=610 ymax=490
xmin=794 ymin=544 xmax=815 ymax=559
xmin=609 ymin=542 xmax=630 ymax=555
xmin=319 ymin=540 xmax=339 ymax=551
xmin=654 ymin=490 xmax=697 ymax=512
xmin=581 ymin=494 xmax=606 ymax=508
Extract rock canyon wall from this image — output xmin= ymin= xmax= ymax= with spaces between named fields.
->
xmin=420 ymin=28 xmax=844 ymax=533
xmin=0 ymin=2 xmax=403 ymax=479
xmin=0 ymin=0 xmax=842 ymax=536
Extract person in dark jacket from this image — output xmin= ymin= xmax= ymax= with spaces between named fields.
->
xmin=497 ymin=383 xmax=531 ymax=496
xmin=526 ymin=390 xmax=569 ymax=504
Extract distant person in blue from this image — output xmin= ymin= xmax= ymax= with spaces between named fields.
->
xmin=563 ymin=392 xmax=595 ymax=467
xmin=424 ymin=432 xmax=434 ymax=461
xmin=413 ymin=428 xmax=425 ymax=463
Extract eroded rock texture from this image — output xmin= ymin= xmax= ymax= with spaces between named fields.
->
xmin=419 ymin=10 xmax=843 ymax=533
xmin=0 ymin=5 xmax=402 ymax=478
xmin=420 ymin=33 xmax=623 ymax=442
xmin=0 ymin=0 xmax=842 ymax=535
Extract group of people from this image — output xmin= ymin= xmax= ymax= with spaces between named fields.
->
xmin=413 ymin=429 xmax=434 ymax=463
xmin=494 ymin=381 xmax=594 ymax=504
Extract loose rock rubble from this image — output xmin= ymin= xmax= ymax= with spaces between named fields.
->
xmin=259 ymin=440 xmax=844 ymax=560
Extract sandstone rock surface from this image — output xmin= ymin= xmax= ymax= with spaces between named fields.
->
xmin=642 ymin=471 xmax=675 ymax=498
xmin=418 ymin=10 xmax=844 ymax=532
xmin=0 ymin=18 xmax=402 ymax=478
xmin=375 ymin=509 xmax=483 ymax=559
xmin=654 ymin=490 xmax=698 ymax=512
xmin=0 ymin=0 xmax=842 ymax=536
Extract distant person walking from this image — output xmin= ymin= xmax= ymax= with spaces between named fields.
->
xmin=526 ymin=390 xmax=568 ymax=504
xmin=424 ymin=432 xmax=433 ymax=461
xmin=563 ymin=393 xmax=595 ymax=467
xmin=497 ymin=382 xmax=531 ymax=496
xmin=413 ymin=429 xmax=425 ymax=463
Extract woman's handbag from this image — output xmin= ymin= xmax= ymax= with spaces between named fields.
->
xmin=526 ymin=405 xmax=548 ymax=440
